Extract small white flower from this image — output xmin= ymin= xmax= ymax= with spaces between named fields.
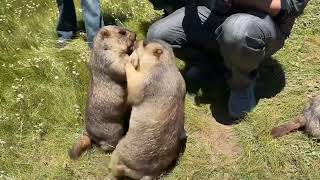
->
xmin=17 ymin=94 xmax=24 ymax=99
xmin=0 ymin=139 xmax=6 ymax=145
xmin=54 ymin=76 xmax=59 ymax=80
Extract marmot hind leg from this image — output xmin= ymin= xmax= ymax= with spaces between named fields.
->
xmin=115 ymin=165 xmax=154 ymax=180
xmin=100 ymin=141 xmax=116 ymax=153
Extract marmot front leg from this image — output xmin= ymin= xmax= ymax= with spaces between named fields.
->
xmin=109 ymin=55 xmax=130 ymax=82
xmin=130 ymin=50 xmax=139 ymax=69
xmin=125 ymin=62 xmax=145 ymax=105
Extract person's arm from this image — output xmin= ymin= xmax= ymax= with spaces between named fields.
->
xmin=232 ymin=0 xmax=281 ymax=16
xmin=231 ymin=0 xmax=309 ymax=37
xmin=232 ymin=0 xmax=309 ymax=17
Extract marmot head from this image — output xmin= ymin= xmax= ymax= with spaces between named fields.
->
xmin=94 ymin=25 xmax=136 ymax=55
xmin=130 ymin=39 xmax=175 ymax=70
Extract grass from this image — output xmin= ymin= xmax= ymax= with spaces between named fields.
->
xmin=0 ymin=0 xmax=319 ymax=179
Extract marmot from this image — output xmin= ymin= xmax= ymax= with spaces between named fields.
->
xmin=69 ymin=26 xmax=136 ymax=159
xmin=271 ymin=97 xmax=320 ymax=139
xmin=109 ymin=40 xmax=187 ymax=180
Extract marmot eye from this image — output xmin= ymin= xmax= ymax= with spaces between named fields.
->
xmin=119 ymin=30 xmax=127 ymax=35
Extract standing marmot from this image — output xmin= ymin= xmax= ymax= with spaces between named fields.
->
xmin=271 ymin=97 xmax=320 ymax=139
xmin=69 ymin=26 xmax=136 ymax=159
xmin=109 ymin=40 xmax=187 ymax=180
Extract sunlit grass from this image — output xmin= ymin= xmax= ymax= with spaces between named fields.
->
xmin=0 ymin=0 xmax=319 ymax=179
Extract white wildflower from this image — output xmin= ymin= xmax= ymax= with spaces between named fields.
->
xmin=17 ymin=94 xmax=24 ymax=99
xmin=0 ymin=139 xmax=6 ymax=145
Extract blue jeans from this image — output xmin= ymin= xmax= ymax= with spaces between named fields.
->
xmin=56 ymin=0 xmax=104 ymax=48
xmin=147 ymin=6 xmax=286 ymax=88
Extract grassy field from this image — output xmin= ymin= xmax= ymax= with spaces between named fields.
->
xmin=0 ymin=0 xmax=319 ymax=179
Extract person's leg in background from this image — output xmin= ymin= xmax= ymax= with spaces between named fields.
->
xmin=56 ymin=0 xmax=77 ymax=46
xmin=81 ymin=0 xmax=104 ymax=48
xmin=215 ymin=11 xmax=286 ymax=119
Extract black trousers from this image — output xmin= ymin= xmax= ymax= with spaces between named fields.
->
xmin=56 ymin=0 xmax=77 ymax=32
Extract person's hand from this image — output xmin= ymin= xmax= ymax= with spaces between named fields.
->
xmin=231 ymin=0 xmax=282 ymax=17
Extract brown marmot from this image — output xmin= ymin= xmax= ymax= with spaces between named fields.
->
xmin=271 ymin=97 xmax=320 ymax=139
xmin=109 ymin=40 xmax=187 ymax=180
xmin=69 ymin=25 xmax=136 ymax=159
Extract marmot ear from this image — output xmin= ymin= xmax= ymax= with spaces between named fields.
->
xmin=101 ymin=29 xmax=110 ymax=39
xmin=153 ymin=48 xmax=163 ymax=58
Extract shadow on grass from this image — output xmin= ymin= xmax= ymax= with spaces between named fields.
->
xmin=180 ymin=54 xmax=286 ymax=125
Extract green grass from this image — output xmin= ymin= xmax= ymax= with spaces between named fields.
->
xmin=0 ymin=0 xmax=319 ymax=179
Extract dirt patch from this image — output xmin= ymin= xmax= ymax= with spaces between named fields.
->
xmin=194 ymin=117 xmax=241 ymax=163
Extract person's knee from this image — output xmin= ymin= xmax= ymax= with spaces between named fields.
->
xmin=146 ymin=21 xmax=168 ymax=41
xmin=217 ymin=13 xmax=266 ymax=52
xmin=217 ymin=13 xmax=267 ymax=72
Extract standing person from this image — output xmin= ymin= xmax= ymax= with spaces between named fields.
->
xmin=147 ymin=0 xmax=309 ymax=119
xmin=56 ymin=0 xmax=104 ymax=48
